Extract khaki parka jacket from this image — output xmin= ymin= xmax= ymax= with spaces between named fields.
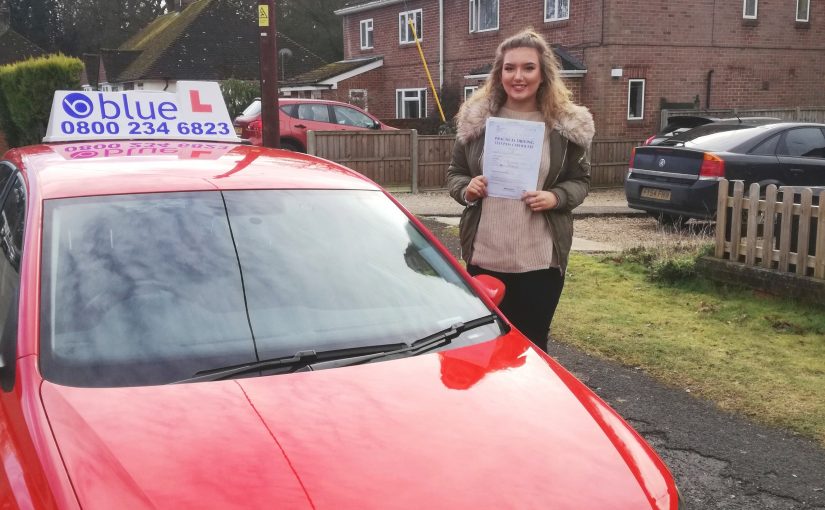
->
xmin=446 ymin=96 xmax=595 ymax=272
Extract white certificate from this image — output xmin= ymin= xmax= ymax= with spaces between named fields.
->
xmin=482 ymin=117 xmax=545 ymax=199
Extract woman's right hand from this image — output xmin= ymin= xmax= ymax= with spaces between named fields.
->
xmin=465 ymin=175 xmax=488 ymax=203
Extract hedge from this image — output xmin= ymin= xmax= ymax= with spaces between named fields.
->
xmin=0 ymin=54 xmax=83 ymax=148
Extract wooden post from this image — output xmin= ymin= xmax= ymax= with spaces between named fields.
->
xmin=411 ymin=129 xmax=419 ymax=194
xmin=797 ymin=188 xmax=813 ymax=275
xmin=745 ymin=183 xmax=760 ymax=266
xmin=778 ymin=188 xmax=795 ymax=272
xmin=714 ymin=178 xmax=729 ymax=258
xmin=815 ymin=190 xmax=825 ymax=279
xmin=761 ymin=185 xmax=777 ymax=269
xmin=307 ymin=130 xmax=316 ymax=155
xmin=730 ymin=181 xmax=745 ymax=261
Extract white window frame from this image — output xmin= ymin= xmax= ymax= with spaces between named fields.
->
xmin=627 ymin=79 xmax=645 ymax=120
xmin=464 ymin=86 xmax=479 ymax=101
xmin=469 ymin=0 xmax=499 ymax=33
xmin=545 ymin=0 xmax=570 ymax=22
xmin=399 ymin=9 xmax=423 ymax=44
xmin=743 ymin=0 xmax=757 ymax=19
xmin=796 ymin=0 xmax=810 ymax=22
xmin=396 ymin=88 xmax=427 ymax=119
xmin=360 ymin=19 xmax=374 ymax=49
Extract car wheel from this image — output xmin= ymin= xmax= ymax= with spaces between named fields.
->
xmin=280 ymin=140 xmax=304 ymax=153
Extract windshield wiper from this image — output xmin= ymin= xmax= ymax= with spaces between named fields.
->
xmin=299 ymin=314 xmax=498 ymax=372
xmin=171 ymin=344 xmax=404 ymax=384
xmin=171 ymin=314 xmax=498 ymax=384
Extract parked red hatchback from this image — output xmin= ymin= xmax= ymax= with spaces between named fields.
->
xmin=0 ymin=84 xmax=679 ymax=509
xmin=234 ymin=97 xmax=395 ymax=151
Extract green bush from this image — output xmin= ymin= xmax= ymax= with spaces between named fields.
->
xmin=0 ymin=54 xmax=83 ymax=148
xmin=220 ymin=79 xmax=260 ymax=119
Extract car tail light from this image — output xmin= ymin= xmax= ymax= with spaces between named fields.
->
xmin=644 ymin=135 xmax=656 ymax=145
xmin=627 ymin=147 xmax=637 ymax=179
xmin=699 ymin=152 xmax=725 ymax=179
xmin=248 ymin=120 xmax=262 ymax=132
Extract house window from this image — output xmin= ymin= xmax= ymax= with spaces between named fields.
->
xmin=399 ymin=9 xmax=423 ymax=44
xmin=464 ymin=86 xmax=479 ymax=101
xmin=360 ymin=19 xmax=374 ymax=49
xmin=796 ymin=0 xmax=809 ymax=22
xmin=545 ymin=0 xmax=570 ymax=21
xmin=396 ymin=88 xmax=427 ymax=119
xmin=469 ymin=0 xmax=498 ymax=32
xmin=627 ymin=79 xmax=645 ymax=120
xmin=743 ymin=0 xmax=757 ymax=19
xmin=349 ymin=89 xmax=368 ymax=110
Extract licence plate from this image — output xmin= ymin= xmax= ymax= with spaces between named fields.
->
xmin=640 ymin=187 xmax=671 ymax=201
xmin=234 ymin=126 xmax=243 ymax=136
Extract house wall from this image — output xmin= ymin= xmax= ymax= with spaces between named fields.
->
xmin=338 ymin=0 xmax=825 ymax=138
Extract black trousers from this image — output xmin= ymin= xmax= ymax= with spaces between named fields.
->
xmin=467 ymin=264 xmax=565 ymax=352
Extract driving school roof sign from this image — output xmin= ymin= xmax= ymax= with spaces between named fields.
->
xmin=44 ymin=81 xmax=241 ymax=143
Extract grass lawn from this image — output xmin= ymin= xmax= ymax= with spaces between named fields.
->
xmin=553 ymin=251 xmax=825 ymax=445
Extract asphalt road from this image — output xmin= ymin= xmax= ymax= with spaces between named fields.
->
xmin=418 ymin=216 xmax=825 ymax=510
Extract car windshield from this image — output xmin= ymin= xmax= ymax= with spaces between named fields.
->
xmin=39 ymin=190 xmax=498 ymax=387
xmin=241 ymin=99 xmax=261 ymax=117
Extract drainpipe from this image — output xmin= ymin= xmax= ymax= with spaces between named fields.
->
xmin=439 ymin=0 xmax=444 ymax=89
xmin=706 ymin=69 xmax=714 ymax=109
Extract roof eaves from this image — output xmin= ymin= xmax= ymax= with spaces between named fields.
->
xmin=334 ymin=0 xmax=406 ymax=16
xmin=283 ymin=56 xmax=382 ymax=87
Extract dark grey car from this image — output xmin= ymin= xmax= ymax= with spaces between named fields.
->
xmin=625 ymin=122 xmax=825 ymax=225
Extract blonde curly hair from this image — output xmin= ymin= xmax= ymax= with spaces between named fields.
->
xmin=461 ymin=28 xmax=573 ymax=121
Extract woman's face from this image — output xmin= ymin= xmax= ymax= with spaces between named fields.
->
xmin=501 ymin=47 xmax=543 ymax=110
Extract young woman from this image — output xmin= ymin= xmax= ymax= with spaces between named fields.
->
xmin=447 ymin=28 xmax=594 ymax=352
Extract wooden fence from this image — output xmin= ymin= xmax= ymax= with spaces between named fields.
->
xmin=714 ymin=179 xmax=825 ymax=280
xmin=661 ymin=107 xmax=825 ymax=129
xmin=307 ymin=130 xmax=637 ymax=191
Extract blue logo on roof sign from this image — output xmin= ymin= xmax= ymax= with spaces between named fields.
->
xmin=62 ymin=93 xmax=94 ymax=119
xmin=44 ymin=81 xmax=240 ymax=144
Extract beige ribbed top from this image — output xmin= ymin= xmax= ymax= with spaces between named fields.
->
xmin=470 ymin=107 xmax=557 ymax=273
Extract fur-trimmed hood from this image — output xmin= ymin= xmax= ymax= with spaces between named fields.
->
xmin=455 ymin=95 xmax=595 ymax=148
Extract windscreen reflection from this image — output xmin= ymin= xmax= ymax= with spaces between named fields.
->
xmin=40 ymin=190 xmax=495 ymax=387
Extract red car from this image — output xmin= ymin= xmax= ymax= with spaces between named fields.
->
xmin=233 ymin=97 xmax=396 ymax=151
xmin=0 ymin=84 xmax=679 ymax=508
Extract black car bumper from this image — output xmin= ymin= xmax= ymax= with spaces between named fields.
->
xmin=625 ymin=172 xmax=720 ymax=220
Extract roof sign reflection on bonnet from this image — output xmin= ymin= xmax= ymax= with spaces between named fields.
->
xmin=43 ymin=81 xmax=241 ymax=144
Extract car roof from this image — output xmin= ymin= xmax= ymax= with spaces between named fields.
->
xmin=6 ymin=141 xmax=379 ymax=201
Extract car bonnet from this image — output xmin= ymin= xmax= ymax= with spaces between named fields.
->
xmin=40 ymin=334 xmax=675 ymax=509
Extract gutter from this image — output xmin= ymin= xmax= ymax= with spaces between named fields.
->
xmin=334 ymin=0 xmax=406 ymax=16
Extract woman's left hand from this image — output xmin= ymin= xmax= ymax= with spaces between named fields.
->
xmin=522 ymin=190 xmax=558 ymax=212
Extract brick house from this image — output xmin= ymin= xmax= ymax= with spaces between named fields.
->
xmin=286 ymin=0 xmax=825 ymax=139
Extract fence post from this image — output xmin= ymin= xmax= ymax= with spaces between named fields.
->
xmin=730 ymin=181 xmax=745 ymax=261
xmin=745 ymin=183 xmax=760 ymax=266
xmin=795 ymin=107 xmax=801 ymax=121
xmin=761 ymin=185 xmax=778 ymax=269
xmin=797 ymin=189 xmax=813 ymax=275
xmin=815 ymin=190 xmax=825 ymax=279
xmin=307 ymin=131 xmax=316 ymax=155
xmin=411 ymin=129 xmax=419 ymax=194
xmin=714 ymin=179 xmax=729 ymax=258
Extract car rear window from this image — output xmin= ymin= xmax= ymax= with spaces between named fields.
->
xmin=241 ymin=100 xmax=261 ymax=117
xmin=40 ymin=190 xmax=497 ymax=387
xmin=683 ymin=126 xmax=768 ymax=152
